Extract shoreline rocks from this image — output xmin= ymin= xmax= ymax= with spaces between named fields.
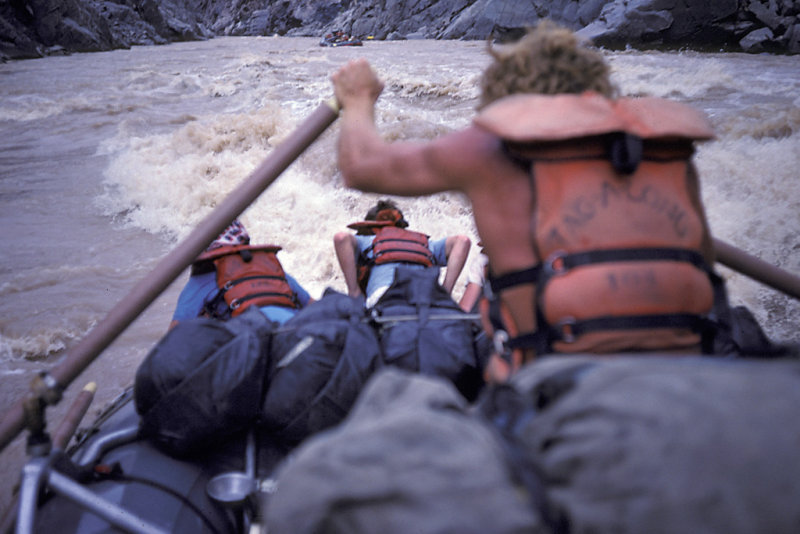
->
xmin=1 ymin=0 xmax=797 ymax=61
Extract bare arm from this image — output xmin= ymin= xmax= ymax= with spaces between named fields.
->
xmin=458 ymin=252 xmax=488 ymax=311
xmin=332 ymin=59 xmax=480 ymax=196
xmin=441 ymin=235 xmax=471 ymax=293
xmin=459 ymin=283 xmax=483 ymax=312
xmin=333 ymin=231 xmax=363 ymax=297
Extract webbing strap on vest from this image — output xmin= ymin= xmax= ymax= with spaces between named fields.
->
xmin=545 ymin=313 xmax=714 ymax=345
xmin=222 ymin=274 xmax=287 ymax=288
xmin=487 ymin=247 xmax=717 ymax=355
xmin=229 ymin=291 xmax=298 ymax=311
xmin=502 ymin=136 xmax=694 ymax=176
xmin=490 ymin=247 xmax=710 ymax=293
xmin=358 ymin=229 xmax=434 ymax=291
xmin=372 ymin=245 xmax=434 ymax=263
xmin=488 ymin=266 xmax=541 ymax=294
xmin=509 ymin=312 xmax=716 ymax=357
xmin=221 ymin=275 xmax=297 ymax=307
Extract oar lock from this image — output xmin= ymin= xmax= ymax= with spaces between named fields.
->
xmin=22 ymin=372 xmax=65 ymax=456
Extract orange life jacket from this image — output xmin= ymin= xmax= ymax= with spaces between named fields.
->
xmin=473 ymin=92 xmax=721 ymax=357
xmin=195 ymin=244 xmax=298 ymax=318
xmin=347 ymin=220 xmax=435 ymax=293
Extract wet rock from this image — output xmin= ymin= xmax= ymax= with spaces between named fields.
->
xmin=577 ymin=0 xmax=742 ymax=49
xmin=439 ymin=0 xmax=497 ymax=41
xmin=576 ymin=0 xmax=607 ymax=26
xmin=665 ymin=0 xmax=738 ymax=41
xmin=740 ymin=26 xmax=775 ymax=51
xmin=748 ymin=0 xmax=783 ymax=30
xmin=27 ymin=0 xmax=116 ymax=54
xmin=241 ymin=10 xmax=272 ymax=36
xmin=785 ymin=23 xmax=800 ymax=53
xmin=0 ymin=0 xmax=797 ymax=60
xmin=0 ymin=7 xmax=41 ymax=60
xmin=98 ymin=2 xmax=166 ymax=47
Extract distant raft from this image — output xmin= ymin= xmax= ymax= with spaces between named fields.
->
xmin=320 ymin=31 xmax=363 ymax=47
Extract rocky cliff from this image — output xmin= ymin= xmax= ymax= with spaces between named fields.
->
xmin=2 ymin=0 xmax=798 ymax=60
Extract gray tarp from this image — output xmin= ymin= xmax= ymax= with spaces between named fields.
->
xmin=265 ymin=356 xmax=800 ymax=533
xmin=510 ymin=356 xmax=800 ymax=533
xmin=265 ymin=367 xmax=543 ymax=534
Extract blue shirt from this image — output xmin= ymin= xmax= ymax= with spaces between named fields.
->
xmin=172 ymin=271 xmax=311 ymax=325
xmin=356 ymin=235 xmax=447 ymax=298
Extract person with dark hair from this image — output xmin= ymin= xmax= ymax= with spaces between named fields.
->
xmin=331 ymin=22 xmax=732 ymax=380
xmin=170 ymin=219 xmax=312 ymax=329
xmin=334 ymin=199 xmax=470 ymax=307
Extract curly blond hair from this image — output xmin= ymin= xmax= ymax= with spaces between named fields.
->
xmin=478 ymin=21 xmax=616 ymax=109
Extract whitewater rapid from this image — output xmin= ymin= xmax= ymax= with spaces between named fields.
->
xmin=0 ymin=36 xmax=798 ymax=515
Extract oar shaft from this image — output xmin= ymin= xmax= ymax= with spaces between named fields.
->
xmin=49 ymin=99 xmax=339 ymax=391
xmin=713 ymin=237 xmax=800 ymax=300
xmin=52 ymin=382 xmax=97 ymax=450
xmin=0 ymin=100 xmax=339 ymax=452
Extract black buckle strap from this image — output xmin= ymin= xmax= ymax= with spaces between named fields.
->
xmin=489 ymin=266 xmax=541 ymax=293
xmin=487 ymin=248 xmax=717 ymax=355
xmin=502 ymin=313 xmax=713 ymax=353
xmin=222 ymin=274 xmax=286 ymax=291
xmin=546 ymin=248 xmax=709 ymax=274
xmin=231 ymin=291 xmax=298 ymax=310
xmin=374 ymin=248 xmax=433 ymax=262
xmin=608 ymin=132 xmax=643 ymax=174
xmin=489 ymin=247 xmax=710 ymax=294
xmin=548 ymin=313 xmax=711 ymax=344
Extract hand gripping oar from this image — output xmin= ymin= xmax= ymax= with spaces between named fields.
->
xmin=713 ymin=237 xmax=800 ymax=300
xmin=0 ymin=99 xmax=340 ymax=452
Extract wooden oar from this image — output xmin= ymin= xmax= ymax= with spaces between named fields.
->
xmin=52 ymin=382 xmax=97 ymax=450
xmin=713 ymin=237 xmax=800 ymax=300
xmin=0 ymin=99 xmax=340 ymax=452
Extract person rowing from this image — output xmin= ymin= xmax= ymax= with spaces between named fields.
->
xmin=330 ymin=21 xmax=748 ymax=381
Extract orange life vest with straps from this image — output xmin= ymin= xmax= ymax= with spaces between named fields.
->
xmin=194 ymin=244 xmax=298 ymax=319
xmin=473 ymin=92 xmax=722 ymax=361
xmin=347 ymin=220 xmax=435 ymax=293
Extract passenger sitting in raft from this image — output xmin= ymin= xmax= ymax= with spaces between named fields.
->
xmin=334 ymin=199 xmax=471 ymax=308
xmin=170 ymin=219 xmax=313 ymax=329
xmin=331 ymin=22 xmax=747 ymax=381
